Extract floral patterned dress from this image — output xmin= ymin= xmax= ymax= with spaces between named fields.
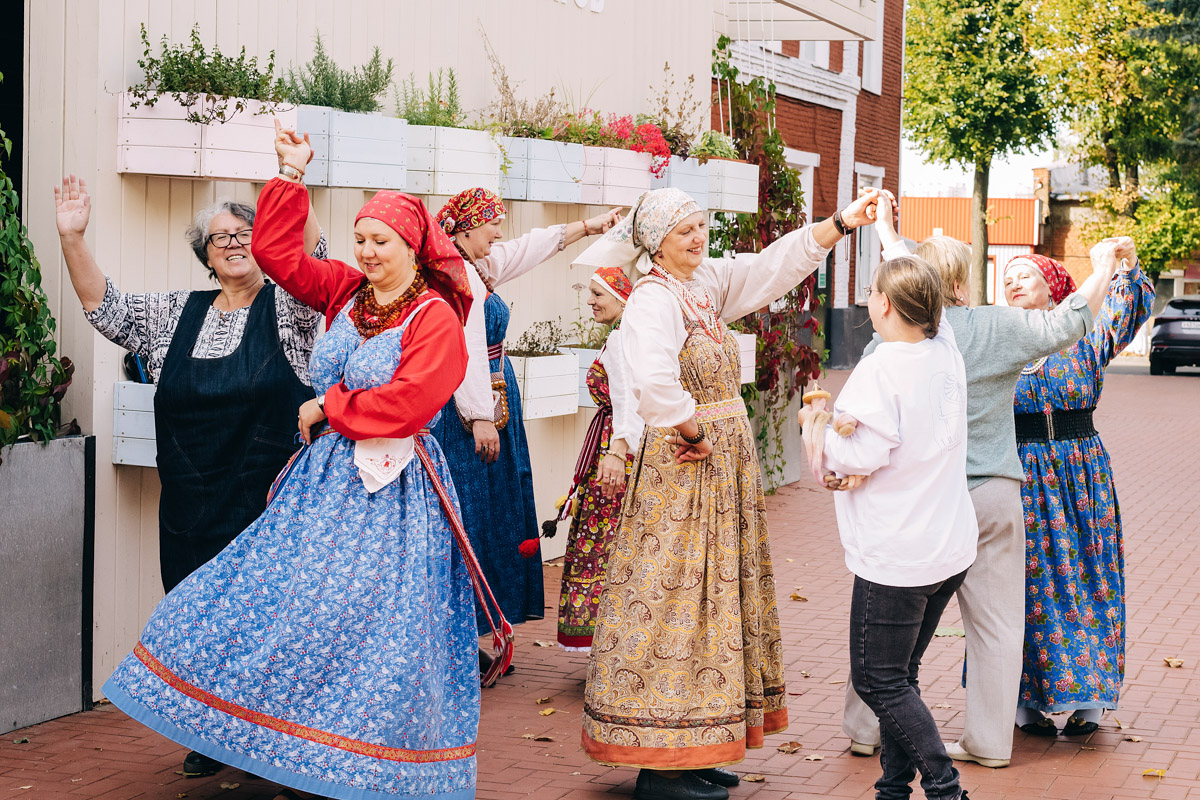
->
xmin=557 ymin=351 xmax=633 ymax=650
xmin=1016 ymin=266 xmax=1153 ymax=713
xmin=103 ymin=298 xmax=480 ymax=800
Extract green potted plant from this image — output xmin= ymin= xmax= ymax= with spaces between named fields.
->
xmin=506 ymin=319 xmax=578 ymax=420
xmin=118 ymin=24 xmax=293 ymax=181
xmin=285 ymin=32 xmax=404 ymax=189
xmin=643 ymin=64 xmax=711 ymax=207
xmin=0 ymin=106 xmax=91 ymax=733
xmin=395 ymin=68 xmax=501 ymax=196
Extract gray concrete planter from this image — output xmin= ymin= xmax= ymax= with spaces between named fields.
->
xmin=0 ymin=435 xmax=94 ymax=733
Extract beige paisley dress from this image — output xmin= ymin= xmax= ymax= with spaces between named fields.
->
xmin=581 ymin=304 xmax=788 ymax=770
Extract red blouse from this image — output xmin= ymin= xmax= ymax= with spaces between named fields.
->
xmin=252 ymin=178 xmax=467 ymax=440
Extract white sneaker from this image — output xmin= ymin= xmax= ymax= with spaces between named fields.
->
xmin=944 ymin=740 xmax=1009 ymax=769
xmin=849 ymin=739 xmax=879 ymax=756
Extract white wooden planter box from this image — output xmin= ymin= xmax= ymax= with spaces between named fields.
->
xmin=652 ymin=156 xmax=710 ymax=209
xmin=562 ymin=346 xmax=602 ymax=409
xmin=296 ymin=105 xmax=408 ymax=189
xmin=117 ymin=93 xmax=295 ymax=182
xmin=527 ymin=140 xmax=584 ymax=204
xmin=113 ymin=381 xmax=157 ymax=467
xmin=708 ymin=158 xmax=760 ymax=214
xmin=499 ymin=136 xmax=530 ymax=200
xmin=582 ymin=146 xmax=653 ymax=206
xmin=405 ymin=126 xmax=500 ymax=196
xmin=509 ymin=353 xmax=579 ymax=420
xmin=732 ymin=332 xmax=757 ymax=384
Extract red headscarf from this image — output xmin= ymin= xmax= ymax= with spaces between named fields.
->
xmin=590 ymin=266 xmax=633 ymax=303
xmin=436 ymin=188 xmax=507 ymax=236
xmin=356 ymin=191 xmax=473 ymax=324
xmin=1004 ymin=254 xmax=1076 ymax=304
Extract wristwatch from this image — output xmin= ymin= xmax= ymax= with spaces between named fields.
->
xmin=315 ymin=392 xmax=326 ymax=413
xmin=833 ymin=210 xmax=852 ymax=236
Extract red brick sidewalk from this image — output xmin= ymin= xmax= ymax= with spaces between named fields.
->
xmin=2 ymin=364 xmax=1197 ymax=799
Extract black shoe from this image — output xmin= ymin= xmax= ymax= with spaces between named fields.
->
xmin=633 ymin=769 xmax=729 ymax=800
xmin=182 ymin=750 xmax=223 ymax=777
xmin=1061 ymin=715 xmax=1099 ymax=736
xmin=690 ymin=767 xmax=739 ymax=788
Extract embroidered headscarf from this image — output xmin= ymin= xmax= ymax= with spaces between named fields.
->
xmin=591 ymin=266 xmax=634 ymax=303
xmin=436 ymin=188 xmax=507 ymax=236
xmin=1003 ymin=254 xmax=1076 ymax=304
xmin=572 ymin=188 xmax=702 ymax=276
xmin=355 ymin=191 xmax=473 ymax=324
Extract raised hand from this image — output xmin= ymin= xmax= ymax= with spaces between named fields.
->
xmin=840 ymin=187 xmax=881 ymax=230
xmin=273 ymin=118 xmax=314 ymax=172
xmin=1105 ymin=236 xmax=1137 ymax=269
xmin=54 ymin=174 xmax=91 ymax=238
xmin=1089 ymin=240 xmax=1119 ymax=278
xmin=587 ymin=208 xmax=623 ymax=235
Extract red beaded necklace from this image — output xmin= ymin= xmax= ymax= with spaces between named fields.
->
xmin=649 ymin=265 xmax=723 ymax=343
xmin=349 ymin=272 xmax=428 ymax=339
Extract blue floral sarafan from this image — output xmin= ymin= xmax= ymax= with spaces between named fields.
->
xmin=1016 ymin=266 xmax=1153 ymax=713
xmin=103 ymin=300 xmax=480 ymax=800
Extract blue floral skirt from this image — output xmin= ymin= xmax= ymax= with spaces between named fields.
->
xmin=104 ymin=432 xmax=479 ymax=800
xmin=1020 ymin=434 xmax=1125 ymax=712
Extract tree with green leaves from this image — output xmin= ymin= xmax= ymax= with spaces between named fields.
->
xmin=904 ymin=0 xmax=1054 ymax=305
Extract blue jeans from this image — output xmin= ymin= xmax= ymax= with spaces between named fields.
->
xmin=850 ymin=571 xmax=968 ymax=800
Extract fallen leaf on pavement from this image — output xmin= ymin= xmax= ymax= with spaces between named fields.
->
xmin=11 ymin=738 xmax=28 ymax=744
xmin=1114 ymin=717 xmax=1127 ymax=729
xmin=1163 ymin=657 xmax=1184 ymax=668
xmin=932 ymin=703 xmax=952 ymax=709
xmin=536 ymin=697 xmax=553 ymax=704
xmin=777 ymin=741 xmax=803 ymax=754
xmin=786 ymin=558 xmax=794 ymax=562
xmin=533 ymin=640 xmax=555 ymax=647
xmin=539 ymin=708 xmax=556 ymax=716
xmin=800 ymin=670 xmax=811 ymax=678
xmin=219 ymin=783 xmax=240 ymax=790
xmin=743 ymin=774 xmax=765 ymax=782
xmin=1081 ymin=746 xmax=1096 ymax=751
xmin=804 ymin=754 xmax=824 ymax=762
xmin=1125 ymin=736 xmax=1143 ymax=742
xmin=521 ymin=733 xmax=555 ymax=741
xmin=829 ymin=679 xmax=846 ymax=685
xmin=1143 ymin=768 xmax=1166 ymax=778
xmin=14 ymin=788 xmax=31 ymax=792
xmin=933 ymin=627 xmax=965 ymax=638
xmin=790 ymin=592 xmax=808 ymax=601
xmin=177 ymin=794 xmax=188 ymax=799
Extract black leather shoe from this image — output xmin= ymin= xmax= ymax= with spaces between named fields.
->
xmin=690 ymin=767 xmax=739 ymax=788
xmin=633 ymin=769 xmax=729 ymax=800
xmin=182 ymin=750 xmax=223 ymax=777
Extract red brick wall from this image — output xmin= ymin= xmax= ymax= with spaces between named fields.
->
xmin=774 ymin=97 xmax=842 ymax=221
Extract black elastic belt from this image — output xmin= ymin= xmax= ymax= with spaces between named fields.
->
xmin=1014 ymin=408 xmax=1097 ymax=443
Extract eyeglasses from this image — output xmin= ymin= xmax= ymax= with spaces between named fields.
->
xmin=207 ymin=229 xmax=253 ymax=248
xmin=864 ymin=286 xmax=877 ymax=298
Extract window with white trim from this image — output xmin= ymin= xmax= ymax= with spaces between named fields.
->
xmin=784 ymin=148 xmax=820 ymax=224
xmin=854 ymin=164 xmax=885 ymax=305
xmin=861 ymin=2 xmax=885 ymax=94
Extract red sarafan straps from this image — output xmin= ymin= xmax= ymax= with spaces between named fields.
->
xmin=414 ymin=438 xmax=515 ymax=687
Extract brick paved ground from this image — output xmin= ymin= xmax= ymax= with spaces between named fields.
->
xmin=2 ymin=361 xmax=1197 ymax=800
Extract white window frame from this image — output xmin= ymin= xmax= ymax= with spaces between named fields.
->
xmin=784 ymin=147 xmax=820 ymax=224
xmin=861 ymin=2 xmax=885 ymax=95
xmin=854 ymin=164 xmax=886 ymax=305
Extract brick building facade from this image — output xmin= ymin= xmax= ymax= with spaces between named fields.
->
xmin=715 ymin=0 xmax=905 ymax=367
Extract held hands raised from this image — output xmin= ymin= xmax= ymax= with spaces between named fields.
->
xmin=586 ymin=209 xmax=623 ymax=235
xmin=54 ymin=174 xmax=92 ymax=238
xmin=273 ymin=118 xmax=314 ymax=176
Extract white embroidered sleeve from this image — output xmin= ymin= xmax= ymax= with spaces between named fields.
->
xmin=601 ymin=328 xmax=645 ymax=449
xmin=477 ymin=225 xmax=568 ymax=287
xmin=621 ymin=283 xmax=694 ymax=428
xmin=701 ymin=224 xmax=831 ymax=322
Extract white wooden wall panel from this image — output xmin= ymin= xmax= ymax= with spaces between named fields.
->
xmin=25 ymin=0 xmax=710 ymax=697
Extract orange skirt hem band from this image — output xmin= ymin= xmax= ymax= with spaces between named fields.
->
xmin=581 ymin=729 xmax=748 ymax=769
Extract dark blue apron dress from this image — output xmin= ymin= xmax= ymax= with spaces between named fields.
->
xmin=153 ymin=283 xmax=313 ymax=591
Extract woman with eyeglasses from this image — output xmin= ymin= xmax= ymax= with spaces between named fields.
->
xmin=54 ymin=173 xmax=325 ymax=780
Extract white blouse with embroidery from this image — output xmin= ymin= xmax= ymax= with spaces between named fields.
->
xmin=453 ymin=224 xmax=568 ymax=421
xmin=620 ymin=224 xmax=831 ymax=428
xmin=598 ymin=327 xmax=644 ymax=450
xmin=84 ymin=236 xmax=328 ymax=385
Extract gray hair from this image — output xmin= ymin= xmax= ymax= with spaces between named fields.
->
xmin=185 ymin=200 xmax=256 ymax=279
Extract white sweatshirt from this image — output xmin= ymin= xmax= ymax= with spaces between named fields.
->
xmin=823 ymin=322 xmax=978 ymax=587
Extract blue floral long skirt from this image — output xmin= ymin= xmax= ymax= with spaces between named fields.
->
xmin=103 ymin=431 xmax=479 ymax=800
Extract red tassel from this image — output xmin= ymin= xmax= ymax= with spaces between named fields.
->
xmin=518 ymin=538 xmax=541 ymax=558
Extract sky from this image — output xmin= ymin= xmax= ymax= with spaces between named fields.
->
xmin=900 ymin=138 xmax=1058 ymax=198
